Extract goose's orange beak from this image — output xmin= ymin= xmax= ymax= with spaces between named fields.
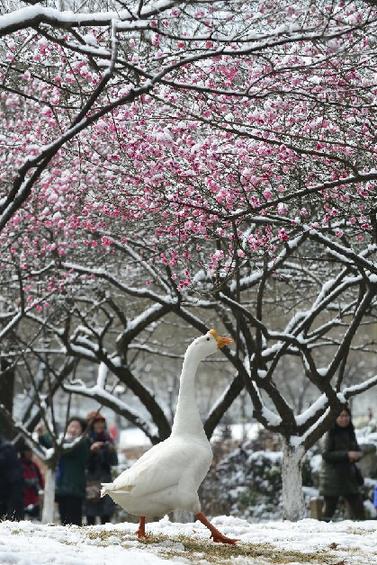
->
xmin=209 ymin=328 xmax=233 ymax=349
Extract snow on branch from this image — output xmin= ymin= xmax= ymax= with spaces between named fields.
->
xmin=0 ymin=2 xmax=179 ymax=36
xmin=0 ymin=287 xmax=56 ymax=340
xmin=230 ymin=234 xmax=307 ymax=292
xmin=307 ymin=229 xmax=377 ymax=275
xmin=115 ymin=302 xmax=175 ymax=354
xmin=295 ymin=394 xmax=327 ymax=426
xmin=128 ymin=342 xmax=184 ymax=359
xmin=61 ymin=261 xmax=173 ymax=304
xmin=0 ymin=403 xmax=47 ymax=459
xmin=283 ymin=273 xmax=362 ymax=338
xmin=219 ymin=291 xmax=306 ymax=352
xmin=291 ymin=404 xmax=332 ymax=449
xmin=344 ymin=373 xmax=377 ymax=398
xmin=261 ymin=406 xmax=282 ymax=427
xmin=292 ymin=372 xmax=377 ymax=447
xmin=98 ymin=232 xmax=172 ymax=294
xmin=64 ymin=381 xmax=159 ymax=442
xmin=96 ymin=361 xmax=108 ymax=389
xmin=231 ymin=171 xmax=377 ymax=222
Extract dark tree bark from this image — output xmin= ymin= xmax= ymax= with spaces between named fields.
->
xmin=0 ymin=358 xmax=15 ymax=439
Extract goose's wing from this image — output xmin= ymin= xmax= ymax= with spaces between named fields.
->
xmin=111 ymin=438 xmax=194 ymax=497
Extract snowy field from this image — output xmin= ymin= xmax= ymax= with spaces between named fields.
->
xmin=0 ymin=517 xmax=376 ymax=565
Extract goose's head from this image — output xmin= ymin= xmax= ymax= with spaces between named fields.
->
xmin=189 ymin=328 xmax=233 ymax=360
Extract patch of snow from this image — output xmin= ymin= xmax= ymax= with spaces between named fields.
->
xmin=249 ymin=450 xmax=282 ymax=463
xmin=261 ymin=407 xmax=282 ymax=426
xmin=337 ymin=392 xmax=347 ymax=403
xmin=310 ymin=453 xmax=322 ymax=474
xmin=119 ymin=428 xmax=151 ymax=448
xmin=1 ymin=517 xmax=377 ymax=564
xmin=289 ymin=435 xmax=303 ymax=448
xmin=83 ymin=33 xmax=98 ymax=46
xmin=0 ymin=520 xmax=175 ymax=564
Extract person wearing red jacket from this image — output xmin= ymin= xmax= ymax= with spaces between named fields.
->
xmin=20 ymin=444 xmax=44 ymax=519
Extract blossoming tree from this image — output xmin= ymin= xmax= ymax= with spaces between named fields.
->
xmin=1 ymin=0 xmax=377 ymax=519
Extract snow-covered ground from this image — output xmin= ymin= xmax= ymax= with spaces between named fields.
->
xmin=1 ymin=516 xmax=376 ymax=564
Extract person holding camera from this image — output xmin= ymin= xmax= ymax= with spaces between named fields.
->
xmin=38 ymin=416 xmax=90 ymax=526
xmin=85 ymin=412 xmax=118 ymax=525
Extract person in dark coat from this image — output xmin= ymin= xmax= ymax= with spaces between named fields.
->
xmin=0 ymin=435 xmax=24 ymax=521
xmin=85 ymin=413 xmax=118 ymax=525
xmin=20 ymin=444 xmax=44 ymax=519
xmin=38 ymin=417 xmax=90 ymax=526
xmin=319 ymin=406 xmax=365 ymax=520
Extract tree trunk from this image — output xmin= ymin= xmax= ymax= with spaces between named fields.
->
xmin=281 ymin=439 xmax=306 ymax=521
xmin=41 ymin=466 xmax=56 ymax=524
xmin=0 ymin=359 xmax=15 ymax=440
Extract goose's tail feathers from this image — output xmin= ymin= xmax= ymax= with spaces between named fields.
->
xmin=100 ymin=483 xmax=114 ymax=498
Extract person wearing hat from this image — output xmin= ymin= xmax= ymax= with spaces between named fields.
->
xmin=85 ymin=412 xmax=118 ymax=525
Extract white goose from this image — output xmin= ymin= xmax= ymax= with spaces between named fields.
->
xmin=101 ymin=329 xmax=236 ymax=544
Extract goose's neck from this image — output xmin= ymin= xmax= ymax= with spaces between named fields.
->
xmin=172 ymin=349 xmax=205 ymax=438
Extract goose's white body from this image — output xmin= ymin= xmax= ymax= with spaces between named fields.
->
xmin=103 ymin=434 xmax=212 ymax=517
xmin=101 ymin=332 xmax=219 ymax=519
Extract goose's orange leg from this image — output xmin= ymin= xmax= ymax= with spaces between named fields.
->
xmin=136 ymin=516 xmax=146 ymax=539
xmin=195 ymin=512 xmax=238 ymax=545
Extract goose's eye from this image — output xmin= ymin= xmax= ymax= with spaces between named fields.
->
xmin=206 ymin=337 xmax=210 ymax=341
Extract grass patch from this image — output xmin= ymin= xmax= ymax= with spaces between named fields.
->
xmin=170 ymin=535 xmax=336 ymax=564
xmin=84 ymin=529 xmax=343 ymax=564
xmin=346 ymin=528 xmax=372 ymax=536
xmin=137 ymin=532 xmax=339 ymax=564
xmin=86 ymin=530 xmax=122 ymax=542
xmin=86 ymin=529 xmax=133 ymax=548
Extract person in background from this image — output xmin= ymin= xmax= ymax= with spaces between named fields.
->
xmin=0 ymin=435 xmax=23 ymax=521
xmin=319 ymin=406 xmax=365 ymax=521
xmin=85 ymin=412 xmax=118 ymax=525
xmin=20 ymin=444 xmax=44 ymax=519
xmin=38 ymin=417 xmax=90 ymax=526
xmin=108 ymin=422 xmax=119 ymax=444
